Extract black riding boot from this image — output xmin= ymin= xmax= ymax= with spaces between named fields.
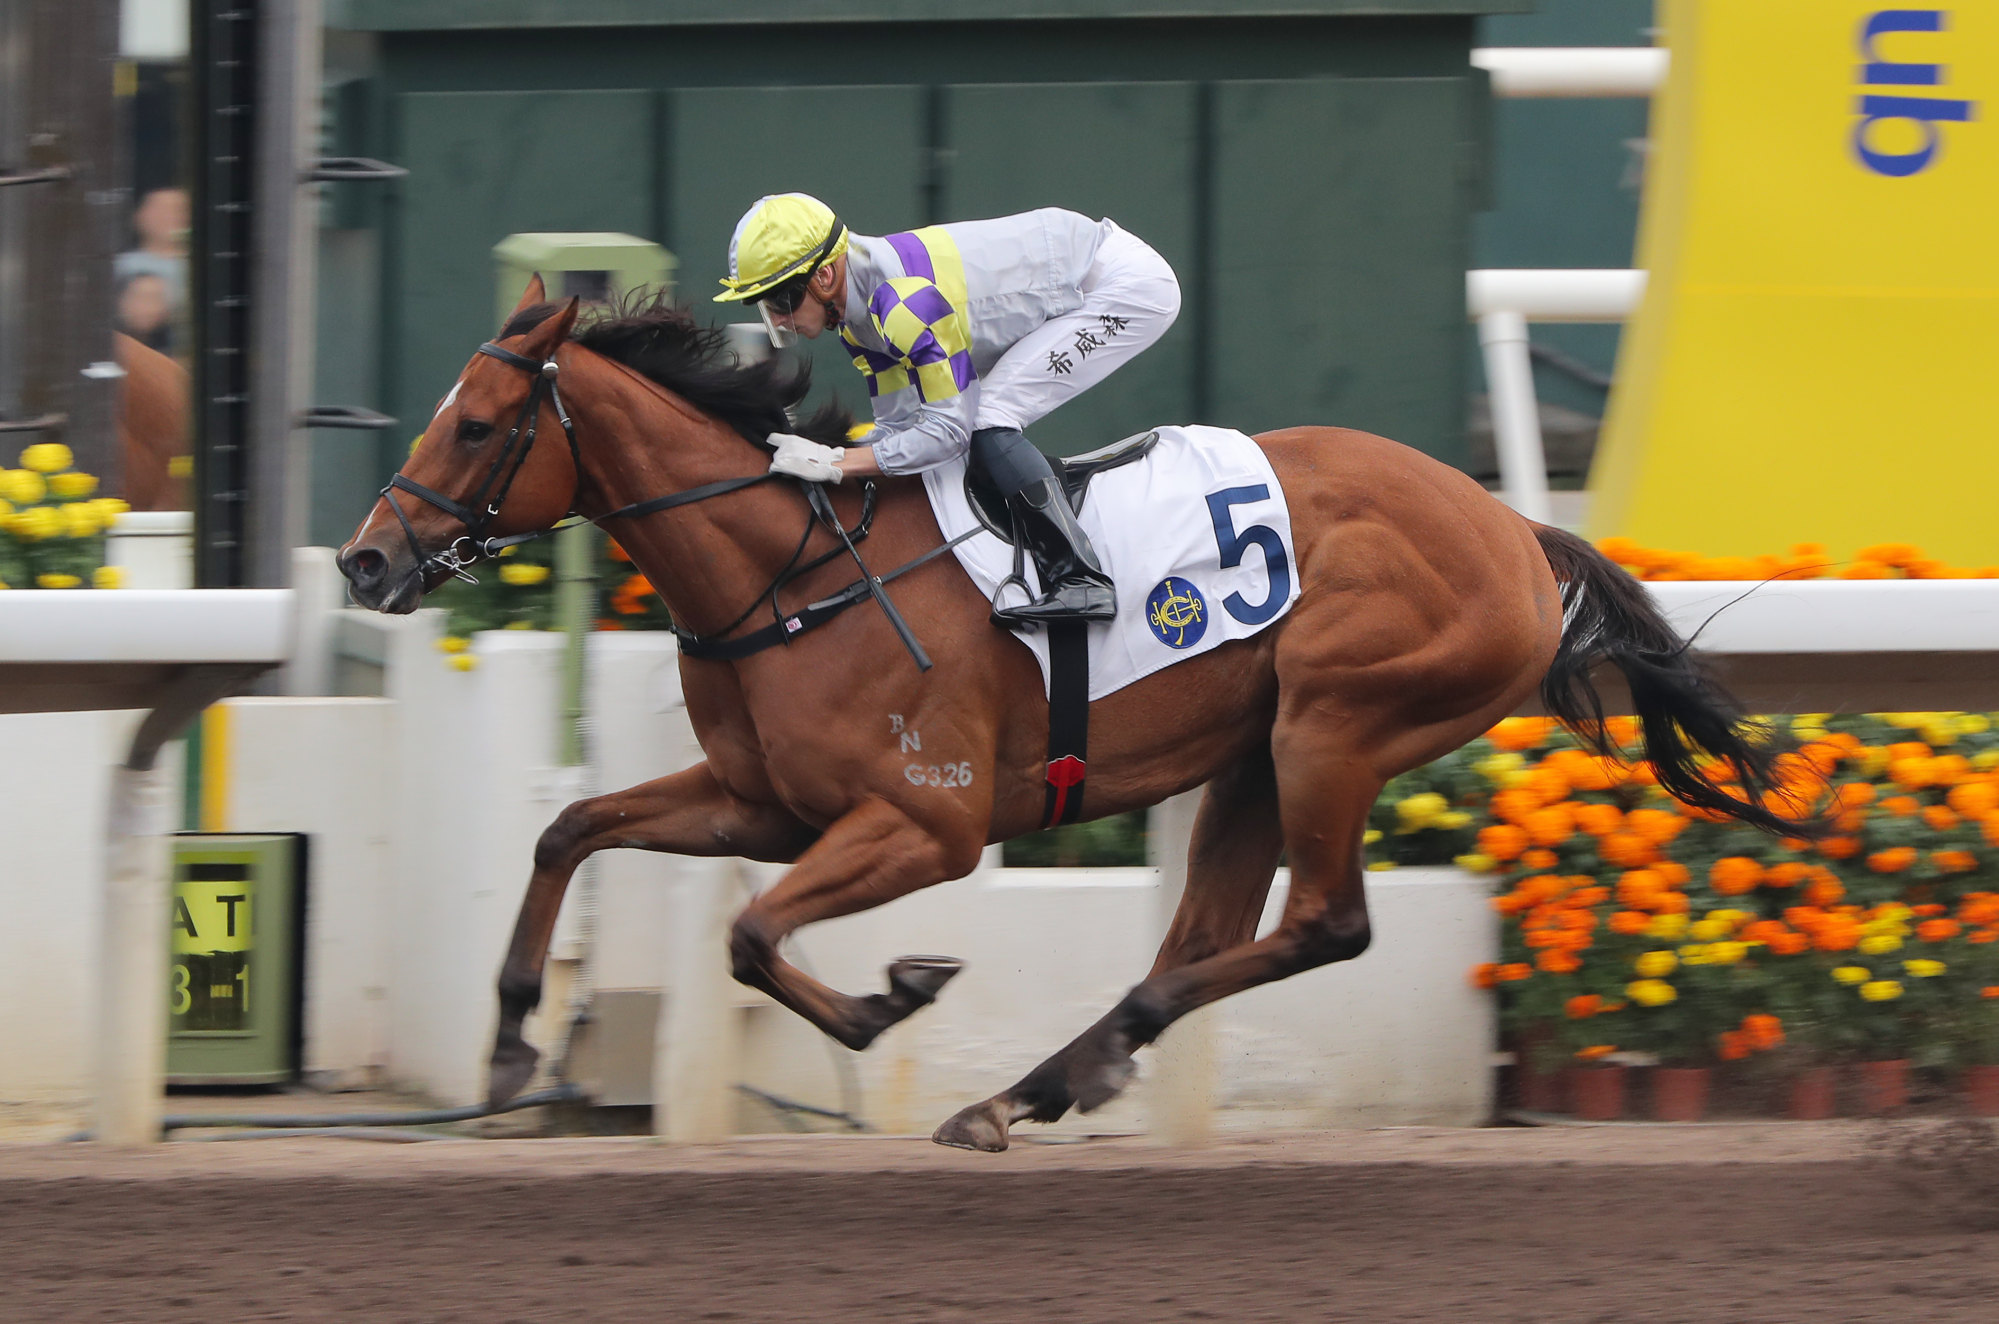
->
xmin=993 ymin=476 xmax=1117 ymax=626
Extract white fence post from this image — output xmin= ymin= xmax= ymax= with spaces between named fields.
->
xmin=1146 ymin=788 xmax=1216 ymax=1146
xmin=1477 ymin=309 xmax=1554 ymax=525
xmin=657 ymin=857 xmax=742 ymax=1142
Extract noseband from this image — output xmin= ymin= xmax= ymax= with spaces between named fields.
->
xmin=380 ymin=341 xmax=582 ymax=586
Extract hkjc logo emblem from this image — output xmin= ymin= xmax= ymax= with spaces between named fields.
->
xmin=1146 ymin=577 xmax=1208 ymax=649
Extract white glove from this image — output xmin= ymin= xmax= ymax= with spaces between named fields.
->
xmin=768 ymin=433 xmax=845 ymax=484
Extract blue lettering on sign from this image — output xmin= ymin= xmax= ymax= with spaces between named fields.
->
xmin=1853 ymin=10 xmax=1978 ymax=176
xmin=1204 ymin=485 xmax=1291 ymax=626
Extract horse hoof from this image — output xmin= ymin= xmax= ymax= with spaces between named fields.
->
xmin=889 ymin=954 xmax=964 ymax=1007
xmin=932 ymin=1098 xmax=1011 ymax=1152
xmin=487 ymin=1035 xmax=541 ymax=1111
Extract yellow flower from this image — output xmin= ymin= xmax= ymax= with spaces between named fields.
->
xmin=498 ymin=562 xmax=551 ymax=586
xmin=1434 ymin=810 xmax=1473 ymax=830
xmin=1904 ymin=959 xmax=1946 ymax=978
xmin=1860 ymin=980 xmax=1904 ymax=1002
xmin=1626 ymin=978 xmax=1678 ymax=1007
xmin=1474 ymin=752 xmax=1524 ymax=783
xmin=1646 ymin=913 xmax=1690 ymax=941
xmin=8 ymin=505 xmax=61 ymax=540
xmin=1858 ymin=934 xmax=1903 ymax=956
xmin=0 ymin=498 xmax=10 ymax=516
xmin=1688 ymin=919 xmax=1731 ymax=942
xmin=503 ymin=620 xmax=535 ymax=629
xmin=90 ymin=565 xmax=122 ymax=590
xmin=48 ymin=471 xmax=98 ymax=498
xmin=1859 ymin=747 xmax=1892 ymax=777
xmin=35 ymin=572 xmax=81 ymax=588
xmin=1707 ymin=909 xmax=1750 ymax=929
xmin=1362 ymin=828 xmax=1382 ymax=845
xmin=1958 ymin=714 xmax=1992 ymax=735
xmin=0 ymin=468 xmax=46 ymax=504
xmin=1921 ymin=722 xmax=1959 ymax=747
xmin=1833 ymin=965 xmax=1872 ymax=985
xmin=447 ymin=653 xmax=479 ymax=672
xmin=1705 ymin=941 xmax=1749 ymax=965
xmin=0 ymin=579 xmax=10 ymax=590
xmin=1634 ymin=950 xmax=1678 ymax=978
xmin=18 ymin=442 xmax=72 ymax=473
xmin=1679 ymin=944 xmax=1711 ymax=966
xmin=1454 ymin=853 xmax=1497 ymax=874
xmin=167 ymin=455 xmax=193 ymax=478
xmin=91 ymin=497 xmax=130 ymax=522
xmin=61 ymin=502 xmax=100 ymax=538
xmin=1366 ymin=861 xmax=1397 ymax=872
xmin=1976 ymin=751 xmax=1999 ymax=772
xmin=435 ymin=635 xmax=471 ymax=654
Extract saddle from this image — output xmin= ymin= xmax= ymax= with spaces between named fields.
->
xmin=964 ymin=429 xmax=1160 ymax=544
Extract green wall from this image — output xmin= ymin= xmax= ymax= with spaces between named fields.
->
xmin=316 ymin=9 xmax=1509 ymax=540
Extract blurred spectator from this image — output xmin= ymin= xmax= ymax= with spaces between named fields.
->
xmin=114 ymin=186 xmax=189 ymax=320
xmin=115 ymin=272 xmax=174 ymax=353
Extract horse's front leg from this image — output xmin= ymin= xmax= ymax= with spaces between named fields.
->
xmin=726 ymin=794 xmax=984 ymax=1051
xmin=488 ymin=762 xmax=817 ymax=1108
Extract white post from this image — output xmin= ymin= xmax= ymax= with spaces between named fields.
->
xmin=656 ymin=856 xmax=741 ymax=1142
xmin=1146 ymin=788 xmax=1216 ymax=1146
xmin=1477 ymin=309 xmax=1554 ymax=525
xmin=92 ymin=763 xmax=172 ymax=1145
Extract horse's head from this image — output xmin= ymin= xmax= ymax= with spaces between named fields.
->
xmin=338 ymin=276 xmax=583 ymax=613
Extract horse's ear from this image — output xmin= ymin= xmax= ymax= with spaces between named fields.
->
xmin=518 ymin=295 xmax=581 ymax=359
xmin=506 ymin=273 xmax=549 ymax=325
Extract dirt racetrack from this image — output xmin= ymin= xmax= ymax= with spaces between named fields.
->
xmin=3 ymin=1123 xmax=1996 ymax=1323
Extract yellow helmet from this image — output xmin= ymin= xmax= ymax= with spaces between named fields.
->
xmin=713 ymin=193 xmax=850 ymax=303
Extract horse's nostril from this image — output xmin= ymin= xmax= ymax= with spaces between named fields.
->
xmin=341 ymin=546 xmax=388 ymax=588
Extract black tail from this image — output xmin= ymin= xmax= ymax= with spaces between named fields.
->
xmin=1533 ymin=525 xmax=1822 ymax=838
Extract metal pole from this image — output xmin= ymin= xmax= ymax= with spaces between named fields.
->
xmin=1477 ymin=310 xmax=1554 ymax=525
xmin=16 ymin=0 xmax=121 ymax=484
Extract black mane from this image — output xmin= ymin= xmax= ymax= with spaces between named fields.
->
xmin=501 ymin=290 xmax=854 ymax=446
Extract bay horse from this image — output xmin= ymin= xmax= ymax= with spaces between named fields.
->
xmin=338 ymin=278 xmax=1804 ymax=1151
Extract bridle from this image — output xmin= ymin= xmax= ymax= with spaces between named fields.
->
xmin=376 ymin=338 xmax=956 ymax=671
xmin=381 ymin=340 xmax=584 ymax=586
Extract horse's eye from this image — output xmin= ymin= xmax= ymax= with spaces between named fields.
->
xmin=457 ymin=418 xmax=495 ymax=445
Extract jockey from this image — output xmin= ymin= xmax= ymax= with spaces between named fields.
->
xmin=714 ymin=192 xmax=1180 ymax=625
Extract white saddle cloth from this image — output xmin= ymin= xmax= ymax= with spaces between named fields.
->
xmin=919 ymin=424 xmax=1302 ymax=702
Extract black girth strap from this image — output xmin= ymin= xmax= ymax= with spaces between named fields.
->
xmin=1040 ymin=621 xmax=1091 ymax=828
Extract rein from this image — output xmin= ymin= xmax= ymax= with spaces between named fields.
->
xmin=382 ymin=339 xmax=961 ymax=671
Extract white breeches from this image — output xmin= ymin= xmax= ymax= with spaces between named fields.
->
xmin=974 ymin=223 xmax=1182 ymax=433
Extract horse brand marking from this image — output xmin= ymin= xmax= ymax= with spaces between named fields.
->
xmin=1146 ymin=576 xmax=1208 ymax=649
xmin=906 ymin=762 xmax=974 ymax=789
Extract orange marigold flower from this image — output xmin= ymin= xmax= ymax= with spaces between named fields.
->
xmin=1573 ymin=803 xmax=1625 ymax=837
xmin=1869 ymin=846 xmax=1919 ymax=873
xmin=1961 ymin=894 xmax=1999 ymax=925
xmin=1983 ymin=986 xmax=1999 ymax=999
xmin=1950 ymin=782 xmax=1999 ymax=817
xmin=1566 ymin=994 xmax=1604 ymax=1019
xmin=1924 ymin=805 xmax=1962 ymax=832
xmin=1912 ymin=903 xmax=1948 ymax=917
xmin=1522 ymin=766 xmax=1571 ymax=805
xmin=1717 ymin=1030 xmax=1751 ymax=1061
xmin=1496 ymin=963 xmax=1534 ymax=982
xmin=1486 ymin=717 xmax=1555 ymax=752
xmin=1918 ymin=918 xmax=1962 ymax=942
xmin=1490 ymin=789 xmax=1542 ymax=826
xmin=1766 ymin=861 xmax=1811 ymax=888
xmin=1574 ymin=1044 xmax=1618 ymax=1061
xmin=1813 ymin=914 xmax=1861 ymax=951
xmin=1796 ymin=742 xmax=1844 ymax=775
xmin=1833 ymin=782 xmax=1878 ymax=811
xmin=1536 ymin=949 xmax=1582 ymax=974
xmin=1600 ymin=832 xmax=1659 ymax=868
xmin=1625 ymin=808 xmax=1686 ymax=846
xmin=1604 ymin=717 xmax=1642 ymax=747
xmin=1568 ymin=886 xmax=1611 ymax=908
xmin=1981 ymin=814 xmax=1999 ymax=850
xmin=1608 ymin=909 xmax=1652 ymax=935
xmin=1471 ymin=963 xmax=1500 ymax=990
xmin=1935 ymin=754 xmax=1972 ymax=784
xmin=1881 ymin=795 xmax=1922 ymax=817
xmin=1742 ymin=1013 xmax=1784 ymax=1050
xmin=1709 ymin=857 xmax=1766 ymax=896
xmin=1889 ymin=740 xmax=1933 ymax=761
xmin=1477 ymin=823 xmax=1530 ymax=862
xmin=1654 ymin=891 xmax=1691 ymax=915
xmin=1818 ymin=836 xmax=1862 ymax=860
xmin=1769 ymin=931 xmax=1811 ymax=956
xmin=1934 ymin=850 xmax=1979 ymax=874
xmin=1656 ymin=860 xmax=1691 ymax=887
xmin=1520 ymin=848 xmax=1559 ymax=871
xmin=1741 ymin=920 xmax=1787 ymax=945
xmin=1889 ymin=756 xmax=1939 ymax=789
xmin=1523 ymin=805 xmax=1576 ymax=847
xmin=1975 ymin=930 xmax=1999 ymax=945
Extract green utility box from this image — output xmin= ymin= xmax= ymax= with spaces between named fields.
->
xmin=166 ymin=834 xmax=305 ymax=1085
xmin=492 ymin=231 xmax=676 ymax=327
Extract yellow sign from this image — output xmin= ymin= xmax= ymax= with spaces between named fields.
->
xmin=173 ymin=879 xmax=254 ymax=955
xmin=1588 ymin=1 xmax=1999 ymax=564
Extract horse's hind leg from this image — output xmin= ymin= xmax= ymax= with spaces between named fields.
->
xmin=487 ymin=762 xmax=818 ymax=1108
xmin=934 ymin=747 xmax=1288 ymax=1151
